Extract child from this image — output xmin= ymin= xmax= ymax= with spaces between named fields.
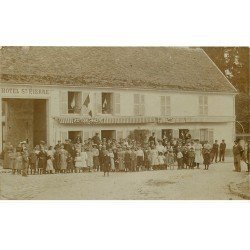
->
xmin=158 ymin=152 xmax=165 ymax=170
xmin=167 ymin=149 xmax=175 ymax=170
xmin=163 ymin=152 xmax=168 ymax=170
xmin=188 ymin=147 xmax=195 ymax=169
xmin=103 ymin=150 xmax=111 ymax=176
xmin=75 ymin=152 xmax=82 ymax=173
xmin=176 ymin=148 xmax=183 ymax=170
xmin=67 ymin=154 xmax=74 ymax=173
xmin=29 ymin=148 xmax=37 ymax=175
xmin=46 ymin=146 xmax=54 ymax=174
xmin=182 ymin=146 xmax=189 ymax=169
xmin=108 ymin=148 xmax=115 ymax=172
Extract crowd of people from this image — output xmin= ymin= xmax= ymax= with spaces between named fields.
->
xmin=2 ymin=132 xmax=249 ymax=177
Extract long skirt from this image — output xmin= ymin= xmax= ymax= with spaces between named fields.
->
xmin=203 ymin=153 xmax=210 ymax=165
xmin=46 ymin=159 xmax=54 ymax=171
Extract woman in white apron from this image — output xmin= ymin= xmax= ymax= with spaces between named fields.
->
xmin=194 ymin=139 xmax=203 ymax=169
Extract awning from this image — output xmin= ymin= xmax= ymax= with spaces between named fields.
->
xmin=54 ymin=116 xmax=235 ymax=125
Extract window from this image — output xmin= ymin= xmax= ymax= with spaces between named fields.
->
xmin=102 ymin=93 xmax=113 ymax=114
xmin=200 ymin=129 xmax=214 ymax=144
xmin=160 ymin=96 xmax=171 ymax=116
xmin=134 ymin=94 xmax=145 ymax=116
xmin=68 ymin=92 xmax=82 ymax=114
xmin=199 ymin=96 xmax=208 ymax=115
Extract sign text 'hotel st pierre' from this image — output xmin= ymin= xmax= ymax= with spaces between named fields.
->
xmin=1 ymin=87 xmax=50 ymax=95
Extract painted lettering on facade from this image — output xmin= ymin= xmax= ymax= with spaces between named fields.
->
xmin=1 ymin=87 xmax=50 ymax=95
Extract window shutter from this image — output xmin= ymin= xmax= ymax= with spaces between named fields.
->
xmin=193 ymin=129 xmax=200 ymax=140
xmin=140 ymin=95 xmax=145 ymax=116
xmin=189 ymin=129 xmax=196 ymax=139
xmin=134 ymin=94 xmax=140 ymax=116
xmin=199 ymin=96 xmax=203 ymax=105
xmin=60 ymin=91 xmax=68 ymax=114
xmin=60 ymin=131 xmax=68 ymax=142
xmin=161 ymin=96 xmax=165 ymax=116
xmin=204 ymin=106 xmax=208 ymax=115
xmin=114 ymin=93 xmax=121 ymax=115
xmin=116 ymin=130 xmax=123 ymax=140
xmin=94 ymin=92 xmax=102 ymax=115
xmin=173 ymin=129 xmax=179 ymax=139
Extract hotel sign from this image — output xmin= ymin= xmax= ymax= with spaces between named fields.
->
xmin=1 ymin=87 xmax=50 ymax=95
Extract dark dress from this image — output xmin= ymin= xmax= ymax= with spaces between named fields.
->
xmin=102 ymin=155 xmax=111 ymax=173
xmin=38 ymin=151 xmax=47 ymax=171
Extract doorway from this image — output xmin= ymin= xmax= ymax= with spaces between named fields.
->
xmin=2 ymin=98 xmax=47 ymax=149
xmin=68 ymin=131 xmax=83 ymax=143
xmin=101 ymin=130 xmax=116 ymax=140
xmin=162 ymin=129 xmax=173 ymax=140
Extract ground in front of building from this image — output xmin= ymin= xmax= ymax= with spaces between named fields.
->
xmin=0 ymin=159 xmax=249 ymax=200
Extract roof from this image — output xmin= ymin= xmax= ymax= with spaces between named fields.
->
xmin=0 ymin=47 xmax=237 ymax=93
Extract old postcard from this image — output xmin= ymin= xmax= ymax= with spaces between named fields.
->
xmin=0 ymin=46 xmax=249 ymax=200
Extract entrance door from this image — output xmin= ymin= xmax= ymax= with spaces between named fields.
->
xmin=3 ymin=98 xmax=47 ymax=149
xmin=101 ymin=130 xmax=116 ymax=140
xmin=68 ymin=131 xmax=83 ymax=143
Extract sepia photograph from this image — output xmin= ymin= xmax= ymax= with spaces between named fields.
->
xmin=0 ymin=46 xmax=249 ymax=200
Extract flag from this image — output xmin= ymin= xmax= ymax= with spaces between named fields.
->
xmin=83 ymin=94 xmax=92 ymax=116
xmin=70 ymin=95 xmax=76 ymax=108
xmin=83 ymin=94 xmax=90 ymax=107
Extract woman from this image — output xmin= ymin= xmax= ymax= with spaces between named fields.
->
xmin=9 ymin=147 xmax=17 ymax=174
xmin=80 ymin=147 xmax=88 ymax=172
xmin=102 ymin=150 xmax=111 ymax=176
xmin=108 ymin=148 xmax=115 ymax=172
xmin=46 ymin=146 xmax=54 ymax=174
xmin=38 ymin=147 xmax=47 ymax=174
xmin=203 ymin=141 xmax=212 ymax=170
xmin=194 ymin=139 xmax=203 ymax=169
xmin=58 ymin=145 xmax=68 ymax=173
xmin=3 ymin=142 xmax=13 ymax=169
xmin=15 ymin=147 xmax=23 ymax=174
xmin=118 ymin=147 xmax=125 ymax=171
xmin=86 ymin=147 xmax=94 ymax=172
xmin=149 ymin=145 xmax=159 ymax=170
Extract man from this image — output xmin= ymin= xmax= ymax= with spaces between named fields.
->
xmin=219 ymin=139 xmax=226 ymax=162
xmin=245 ymin=140 xmax=250 ymax=172
xmin=148 ymin=132 xmax=156 ymax=147
xmin=233 ymin=139 xmax=244 ymax=172
xmin=92 ymin=133 xmax=101 ymax=145
xmin=64 ymin=139 xmax=75 ymax=157
xmin=211 ymin=140 xmax=219 ymax=163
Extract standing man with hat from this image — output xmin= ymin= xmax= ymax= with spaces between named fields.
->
xmin=219 ymin=139 xmax=226 ymax=162
xmin=233 ymin=139 xmax=244 ymax=172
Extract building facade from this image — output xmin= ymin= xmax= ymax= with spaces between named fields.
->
xmin=0 ymin=47 xmax=237 ymax=152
